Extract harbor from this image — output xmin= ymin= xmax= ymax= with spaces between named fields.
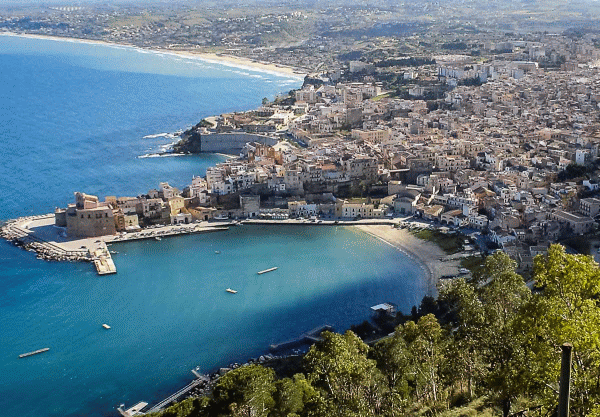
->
xmin=0 ymin=215 xmax=230 ymax=275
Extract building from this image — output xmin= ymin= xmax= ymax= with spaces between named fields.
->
xmin=55 ymin=192 xmax=117 ymax=238
xmin=550 ymin=210 xmax=595 ymax=235
xmin=351 ymin=128 xmax=390 ymax=144
xmin=393 ymin=190 xmax=421 ymax=215
xmin=339 ymin=201 xmax=375 ymax=218
xmin=579 ymin=198 xmax=600 ymax=218
xmin=240 ymin=195 xmax=260 ymax=218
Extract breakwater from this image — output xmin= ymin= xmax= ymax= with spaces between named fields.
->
xmin=0 ymin=214 xmax=229 ymax=272
xmin=1 ymin=215 xmax=90 ymax=262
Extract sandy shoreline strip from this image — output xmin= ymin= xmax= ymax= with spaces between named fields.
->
xmin=0 ymin=31 xmax=306 ymax=78
xmin=354 ymin=225 xmax=461 ymax=296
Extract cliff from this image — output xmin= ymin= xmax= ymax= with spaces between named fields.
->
xmin=173 ymin=128 xmax=202 ymax=154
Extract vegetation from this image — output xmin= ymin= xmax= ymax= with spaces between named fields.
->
xmin=151 ymin=246 xmax=600 ymax=417
xmin=412 ymin=229 xmax=464 ymax=254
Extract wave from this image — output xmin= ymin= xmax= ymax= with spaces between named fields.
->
xmin=138 ymin=153 xmax=187 ymax=159
xmin=143 ymin=132 xmax=177 ymax=139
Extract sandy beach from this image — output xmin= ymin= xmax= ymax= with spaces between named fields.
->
xmin=0 ymin=31 xmax=306 ymax=78
xmin=354 ymin=224 xmax=461 ymax=295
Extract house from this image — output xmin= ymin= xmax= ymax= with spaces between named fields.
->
xmin=393 ymin=190 xmax=421 ymax=215
xmin=441 ymin=209 xmax=467 ymax=227
xmin=579 ymin=198 xmax=600 ymax=218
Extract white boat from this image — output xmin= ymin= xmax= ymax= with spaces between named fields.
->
xmin=226 ymin=288 xmax=237 ymax=294
xmin=102 ymin=324 xmax=111 ymax=329
xmin=155 ymin=236 xmax=162 ymax=241
xmin=215 ymin=250 xmax=221 ymax=254
xmin=257 ymin=267 xmax=278 ymax=275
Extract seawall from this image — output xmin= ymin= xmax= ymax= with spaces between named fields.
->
xmin=176 ymin=131 xmax=279 ymax=154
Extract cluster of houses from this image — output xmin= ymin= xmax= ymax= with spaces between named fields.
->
xmin=56 ymin=34 xmax=600 ymax=271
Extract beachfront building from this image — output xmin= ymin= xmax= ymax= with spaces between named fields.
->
xmin=288 ymin=200 xmax=317 ymax=217
xmin=338 ymin=201 xmax=377 ymax=219
xmin=171 ymin=213 xmax=193 ymax=225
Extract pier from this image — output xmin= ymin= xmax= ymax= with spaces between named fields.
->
xmin=145 ymin=375 xmax=205 ymax=414
xmin=92 ymin=243 xmax=117 ymax=275
xmin=117 ymin=402 xmax=148 ymax=417
xmin=269 ymin=325 xmax=333 ymax=352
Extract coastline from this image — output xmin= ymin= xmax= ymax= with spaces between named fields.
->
xmin=0 ymin=31 xmax=306 ymax=79
xmin=353 ymin=224 xmax=461 ymax=296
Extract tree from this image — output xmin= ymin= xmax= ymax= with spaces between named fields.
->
xmin=478 ymin=252 xmax=530 ymax=417
xmin=399 ymin=314 xmax=444 ymax=404
xmin=518 ymin=245 xmax=600 ymax=415
xmin=439 ymin=278 xmax=486 ymax=399
xmin=261 ymin=97 xmax=269 ymax=106
xmin=210 ymin=364 xmax=276 ymax=417
xmin=372 ymin=331 xmax=412 ymax=414
xmin=304 ymin=330 xmax=387 ymax=416
xmin=440 ymin=252 xmax=530 ymax=416
xmin=272 ymin=374 xmax=319 ymax=417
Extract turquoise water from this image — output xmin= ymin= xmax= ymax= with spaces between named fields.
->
xmin=0 ymin=35 xmax=427 ymax=417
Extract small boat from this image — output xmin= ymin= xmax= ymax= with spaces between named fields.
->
xmin=155 ymin=236 xmax=162 ymax=241
xmin=19 ymin=348 xmax=50 ymax=358
xmin=215 ymin=250 xmax=221 ymax=254
xmin=102 ymin=324 xmax=111 ymax=329
xmin=226 ymin=288 xmax=237 ymax=294
xmin=257 ymin=267 xmax=278 ymax=275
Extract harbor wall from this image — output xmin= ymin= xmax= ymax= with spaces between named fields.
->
xmin=200 ymin=133 xmax=278 ymax=153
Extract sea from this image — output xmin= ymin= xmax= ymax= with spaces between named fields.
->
xmin=0 ymin=34 xmax=427 ymax=417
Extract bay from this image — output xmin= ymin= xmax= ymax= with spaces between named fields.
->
xmin=0 ymin=34 xmax=427 ymax=417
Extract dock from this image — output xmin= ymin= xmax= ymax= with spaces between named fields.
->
xmin=145 ymin=379 xmax=202 ymax=414
xmin=19 ymin=347 xmax=50 ymax=358
xmin=257 ymin=267 xmax=278 ymax=275
xmin=270 ymin=325 xmax=333 ymax=352
xmin=91 ymin=243 xmax=116 ymax=275
xmin=117 ymin=402 xmax=148 ymax=417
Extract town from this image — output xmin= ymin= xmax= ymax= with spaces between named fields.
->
xmin=16 ymin=28 xmax=596 ymax=278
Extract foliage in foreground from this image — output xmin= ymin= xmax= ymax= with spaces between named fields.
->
xmin=152 ymin=245 xmax=600 ymax=417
